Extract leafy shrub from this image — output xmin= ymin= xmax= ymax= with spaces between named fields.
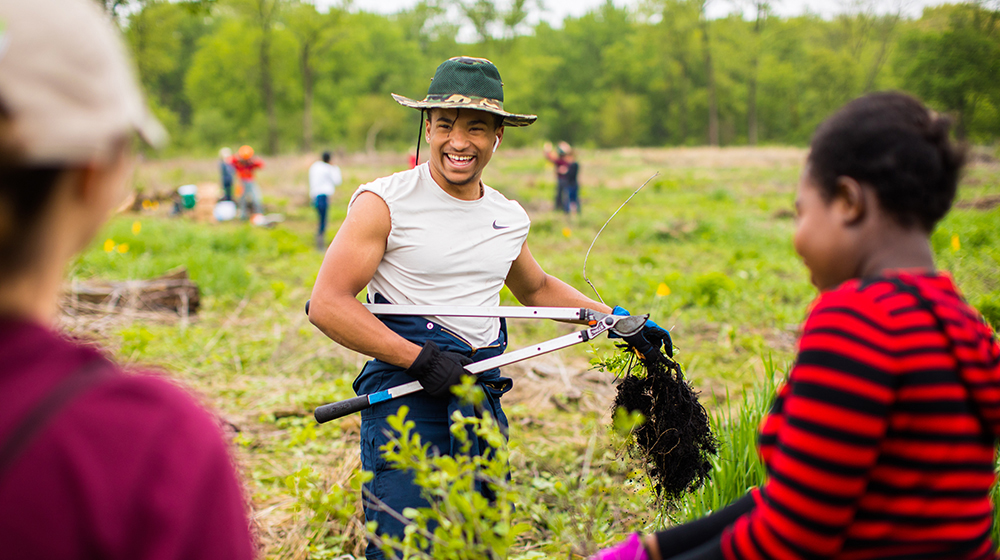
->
xmin=373 ymin=378 xmax=529 ymax=560
xmin=284 ymin=466 xmax=366 ymax=559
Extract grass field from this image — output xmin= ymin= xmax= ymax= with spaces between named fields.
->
xmin=64 ymin=146 xmax=1000 ymax=559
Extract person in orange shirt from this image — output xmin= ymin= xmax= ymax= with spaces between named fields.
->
xmin=231 ymin=145 xmax=264 ymax=219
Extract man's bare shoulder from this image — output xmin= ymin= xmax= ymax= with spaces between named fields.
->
xmin=352 ymin=166 xmax=424 ymax=206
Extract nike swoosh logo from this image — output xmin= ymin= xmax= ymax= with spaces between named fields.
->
xmin=492 ymin=220 xmax=510 ymax=230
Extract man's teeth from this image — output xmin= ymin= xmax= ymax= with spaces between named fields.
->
xmin=448 ymin=154 xmax=473 ymax=162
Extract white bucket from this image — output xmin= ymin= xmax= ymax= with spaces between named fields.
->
xmin=214 ymin=200 xmax=237 ymax=221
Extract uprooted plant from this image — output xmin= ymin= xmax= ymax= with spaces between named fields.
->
xmin=607 ymin=349 xmax=718 ymax=505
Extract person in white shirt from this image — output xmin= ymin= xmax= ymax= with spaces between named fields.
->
xmin=308 ymin=151 xmax=342 ymax=249
xmin=307 ymin=56 xmax=672 ymax=560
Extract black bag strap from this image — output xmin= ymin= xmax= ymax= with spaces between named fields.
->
xmin=0 ymin=358 xmax=112 ymax=482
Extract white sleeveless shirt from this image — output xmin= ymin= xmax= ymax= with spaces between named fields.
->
xmin=349 ymin=163 xmax=531 ymax=348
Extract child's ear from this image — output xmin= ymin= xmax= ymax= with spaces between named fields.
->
xmin=834 ymin=176 xmax=866 ymax=225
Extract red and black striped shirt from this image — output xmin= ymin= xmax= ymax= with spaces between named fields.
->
xmin=722 ymin=272 xmax=1000 ymax=560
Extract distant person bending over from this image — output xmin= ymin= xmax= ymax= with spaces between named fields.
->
xmin=232 ymin=145 xmax=264 ymax=219
xmin=592 ymin=92 xmax=1000 ymax=560
xmin=219 ymin=147 xmax=235 ymax=201
xmin=309 ymin=151 xmax=343 ymax=249
xmin=0 ymin=2 xmax=255 ymax=559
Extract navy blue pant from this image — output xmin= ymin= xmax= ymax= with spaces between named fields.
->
xmin=315 ymin=194 xmax=328 ymax=236
xmin=563 ymin=183 xmax=579 ymax=213
xmin=355 ymin=303 xmax=511 ymax=559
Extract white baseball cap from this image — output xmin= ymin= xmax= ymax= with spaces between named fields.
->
xmin=0 ymin=0 xmax=166 ymax=165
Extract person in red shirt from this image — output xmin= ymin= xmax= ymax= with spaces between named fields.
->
xmin=0 ymin=2 xmax=256 ymax=559
xmin=593 ymin=93 xmax=999 ymax=560
xmin=543 ymin=141 xmax=572 ymax=212
xmin=232 ymin=144 xmax=265 ymax=220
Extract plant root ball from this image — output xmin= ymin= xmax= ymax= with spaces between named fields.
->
xmin=612 ymin=353 xmax=717 ymax=502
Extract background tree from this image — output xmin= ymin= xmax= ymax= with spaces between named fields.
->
xmin=699 ymin=0 xmax=720 ymax=146
xmin=285 ymin=1 xmax=341 ymax=151
xmin=111 ymin=0 xmax=1000 ymax=154
xmin=744 ymin=0 xmax=770 ymax=145
xmin=229 ymin=0 xmax=287 ymax=154
xmin=898 ymin=3 xmax=1000 ymax=139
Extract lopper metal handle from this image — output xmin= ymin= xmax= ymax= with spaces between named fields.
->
xmin=315 ymin=396 xmax=370 ymax=423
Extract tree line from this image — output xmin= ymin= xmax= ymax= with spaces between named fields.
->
xmin=108 ymin=0 xmax=1000 ymax=155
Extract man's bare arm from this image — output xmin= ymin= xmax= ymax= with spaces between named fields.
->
xmin=308 ymin=192 xmax=421 ymax=369
xmin=504 ymin=241 xmax=612 ymax=314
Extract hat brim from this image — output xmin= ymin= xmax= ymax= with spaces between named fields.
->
xmin=392 ymin=93 xmax=536 ymax=127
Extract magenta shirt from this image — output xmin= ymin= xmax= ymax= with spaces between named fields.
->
xmin=0 ymin=319 xmax=255 ymax=560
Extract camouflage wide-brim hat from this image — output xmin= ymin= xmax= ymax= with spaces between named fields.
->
xmin=391 ymin=56 xmax=537 ymax=127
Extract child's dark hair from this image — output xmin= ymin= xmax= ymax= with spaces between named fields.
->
xmin=807 ymin=92 xmax=967 ymax=231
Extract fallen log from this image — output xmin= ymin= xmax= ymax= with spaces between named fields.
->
xmin=66 ymin=267 xmax=200 ymax=317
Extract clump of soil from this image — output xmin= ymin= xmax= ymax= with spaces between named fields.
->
xmin=612 ymin=352 xmax=717 ymax=502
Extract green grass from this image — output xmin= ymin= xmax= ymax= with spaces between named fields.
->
xmin=67 ymin=148 xmax=1000 ymax=558
xmin=673 ymin=358 xmax=780 ymax=524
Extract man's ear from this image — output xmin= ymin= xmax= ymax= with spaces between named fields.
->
xmin=834 ymin=176 xmax=866 ymax=225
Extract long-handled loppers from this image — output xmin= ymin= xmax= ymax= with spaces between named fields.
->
xmin=307 ymin=301 xmax=646 ymax=424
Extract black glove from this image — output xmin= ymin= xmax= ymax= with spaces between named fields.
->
xmin=405 ymin=341 xmax=474 ymax=398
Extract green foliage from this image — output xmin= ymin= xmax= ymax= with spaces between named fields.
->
xmin=374 ymin=379 xmax=529 ymax=560
xmin=119 ymin=326 xmax=155 ymax=357
xmin=284 ymin=466 xmax=368 ymax=559
xmin=118 ymin=0 xmax=1000 ymax=154
xmin=897 ymin=4 xmax=1000 ymax=140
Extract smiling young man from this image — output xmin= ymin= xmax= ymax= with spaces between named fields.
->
xmin=308 ymin=56 xmax=672 ymax=559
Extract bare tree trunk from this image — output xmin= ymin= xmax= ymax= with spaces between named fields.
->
xmin=700 ymin=2 xmax=719 ymax=146
xmin=678 ymin=78 xmax=689 ymax=142
xmin=366 ymin=121 xmax=384 ymax=155
xmin=748 ymin=2 xmax=766 ymax=145
xmin=862 ymin=13 xmax=900 ymax=92
xmin=258 ymin=0 xmax=279 ymax=154
xmin=301 ymin=45 xmax=313 ymax=152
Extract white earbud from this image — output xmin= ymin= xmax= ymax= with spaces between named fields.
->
xmin=493 ymin=137 xmax=500 ymax=153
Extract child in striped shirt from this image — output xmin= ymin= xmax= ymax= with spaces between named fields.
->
xmin=594 ymin=92 xmax=999 ymax=560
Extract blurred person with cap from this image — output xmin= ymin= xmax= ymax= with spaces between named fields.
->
xmin=232 ymin=144 xmax=264 ymax=220
xmin=0 ymin=1 xmax=255 ymax=559
xmin=308 ymin=150 xmax=342 ymax=249
xmin=308 ymin=56 xmax=672 ymax=559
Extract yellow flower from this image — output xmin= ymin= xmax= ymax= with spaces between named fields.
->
xmin=117 ymin=243 xmax=129 ymax=254
xmin=132 ymin=221 xmax=141 ymax=235
xmin=656 ymin=282 xmax=671 ymax=297
xmin=103 ymin=239 xmax=115 ymax=252
xmin=951 ymin=235 xmax=960 ymax=252
xmin=562 ymin=227 xmax=571 ymax=238
xmin=141 ymin=199 xmax=150 ymax=210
